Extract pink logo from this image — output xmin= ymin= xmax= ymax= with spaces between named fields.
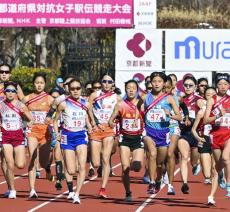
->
xmin=127 ymin=33 xmax=151 ymax=57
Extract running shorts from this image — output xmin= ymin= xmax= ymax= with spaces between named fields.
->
xmin=60 ymin=129 xmax=88 ymax=151
xmin=1 ymin=128 xmax=24 ymax=147
xmin=27 ymin=124 xmax=50 ymax=145
xmin=169 ymin=125 xmax=181 ymax=136
xmin=89 ymin=123 xmax=115 ymax=142
xmin=211 ymin=128 xmax=230 ymax=150
xmin=145 ymin=126 xmax=170 ymax=148
xmin=198 ymin=135 xmax=212 ymax=154
xmin=119 ymin=134 xmax=144 ymax=152
xmin=180 ymin=130 xmax=198 ymax=148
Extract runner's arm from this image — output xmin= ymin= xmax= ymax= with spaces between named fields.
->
xmin=21 ymin=103 xmax=33 ymax=126
xmin=87 ymin=92 xmax=97 ymax=127
xmin=191 ymin=110 xmax=205 ymax=143
xmin=17 ymin=84 xmax=25 ymax=101
xmin=203 ymin=98 xmax=215 ymax=124
xmin=108 ymin=102 xmax=120 ymax=128
xmin=53 ymin=103 xmax=64 ymax=141
xmin=86 ymin=102 xmax=93 ymax=133
xmin=168 ymin=95 xmax=182 ymax=121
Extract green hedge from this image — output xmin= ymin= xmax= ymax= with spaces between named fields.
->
xmin=11 ymin=66 xmax=59 ymax=95
xmin=158 ymin=7 xmax=230 ymax=28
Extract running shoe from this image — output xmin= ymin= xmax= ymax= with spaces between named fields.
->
xmin=67 ymin=192 xmax=75 ymax=200
xmin=3 ymin=190 xmax=10 ymax=197
xmin=226 ymin=184 xmax=230 ymax=197
xmin=73 ymin=195 xmax=81 ymax=204
xmin=143 ymin=175 xmax=150 ymax=184
xmin=99 ymin=188 xmax=107 ymax=199
xmin=97 ymin=166 xmax=102 ymax=178
xmin=88 ymin=168 xmax=95 ymax=177
xmin=192 ymin=164 xmax=201 ymax=176
xmin=109 ymin=170 xmax=116 ymax=177
xmin=207 ymin=196 xmax=216 ymax=205
xmin=55 ymin=181 xmax=62 ymax=190
xmin=147 ymin=183 xmax=155 ymax=194
xmin=154 ymin=181 xmax=161 ymax=194
xmin=218 ymin=171 xmax=226 ymax=189
xmin=181 ymin=183 xmax=189 ymax=194
xmin=204 ymin=178 xmax=212 ymax=185
xmin=124 ymin=192 xmax=132 ymax=202
xmin=61 ymin=173 xmax=66 ymax=180
xmin=8 ymin=190 xmax=16 ymax=199
xmin=167 ymin=185 xmax=176 ymax=195
xmin=46 ymin=172 xmax=55 ymax=182
xmin=36 ymin=170 xmax=41 ymax=179
xmin=162 ymin=172 xmax=169 ymax=185
xmin=29 ymin=189 xmax=38 ymax=198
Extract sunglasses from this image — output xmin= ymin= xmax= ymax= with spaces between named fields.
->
xmin=183 ymin=83 xmax=194 ymax=88
xmin=0 ymin=70 xmax=10 ymax=74
xmin=70 ymin=86 xmax=81 ymax=91
xmin=5 ymin=88 xmax=17 ymax=93
xmin=102 ymin=80 xmax=113 ymax=84
xmin=93 ymin=86 xmax=101 ymax=89
xmin=199 ymin=84 xmax=208 ymax=87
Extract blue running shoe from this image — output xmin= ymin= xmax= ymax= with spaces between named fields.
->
xmin=36 ymin=170 xmax=41 ymax=179
xmin=226 ymin=183 xmax=230 ymax=197
xmin=218 ymin=171 xmax=226 ymax=189
xmin=192 ymin=164 xmax=201 ymax=176
xmin=143 ymin=175 xmax=150 ymax=184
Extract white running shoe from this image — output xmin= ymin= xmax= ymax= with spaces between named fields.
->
xmin=8 ymin=190 xmax=16 ymax=199
xmin=3 ymin=190 xmax=10 ymax=197
xmin=204 ymin=178 xmax=212 ymax=184
xmin=73 ymin=195 xmax=81 ymax=204
xmin=167 ymin=185 xmax=175 ymax=195
xmin=163 ymin=172 xmax=169 ymax=185
xmin=208 ymin=196 xmax=215 ymax=205
xmin=67 ymin=192 xmax=75 ymax=200
xmin=29 ymin=189 xmax=38 ymax=198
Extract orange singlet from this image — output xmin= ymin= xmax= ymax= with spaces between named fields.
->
xmin=26 ymin=92 xmax=52 ymax=144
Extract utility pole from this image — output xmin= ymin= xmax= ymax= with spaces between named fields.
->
xmin=35 ymin=28 xmax=41 ymax=68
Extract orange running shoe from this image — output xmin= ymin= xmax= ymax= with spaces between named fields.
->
xmin=99 ymin=188 xmax=107 ymax=199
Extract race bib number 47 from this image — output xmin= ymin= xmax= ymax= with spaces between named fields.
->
xmin=147 ymin=109 xmax=166 ymax=122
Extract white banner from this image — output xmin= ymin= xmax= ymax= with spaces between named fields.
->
xmin=115 ymin=70 xmax=153 ymax=96
xmin=165 ymin=29 xmax=230 ymax=71
xmin=116 ymin=29 xmax=162 ymax=71
xmin=134 ymin=0 xmax=157 ymax=29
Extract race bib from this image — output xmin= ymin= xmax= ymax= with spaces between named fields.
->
xmin=204 ymin=124 xmax=212 ymax=136
xmin=147 ymin=109 xmax=166 ymax=122
xmin=69 ymin=111 xmax=86 ymax=131
xmin=173 ymin=126 xmax=181 ymax=136
xmin=2 ymin=113 xmax=21 ymax=130
xmin=122 ymin=119 xmax=141 ymax=132
xmin=189 ymin=110 xmax=195 ymax=119
xmin=32 ymin=111 xmax=47 ymax=124
xmin=166 ymin=132 xmax=170 ymax=144
xmin=99 ymin=109 xmax=111 ymax=122
xmin=215 ymin=113 xmax=230 ymax=127
xmin=60 ymin=134 xmax=67 ymax=145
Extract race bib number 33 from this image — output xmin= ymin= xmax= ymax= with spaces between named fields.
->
xmin=32 ymin=111 xmax=47 ymax=124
